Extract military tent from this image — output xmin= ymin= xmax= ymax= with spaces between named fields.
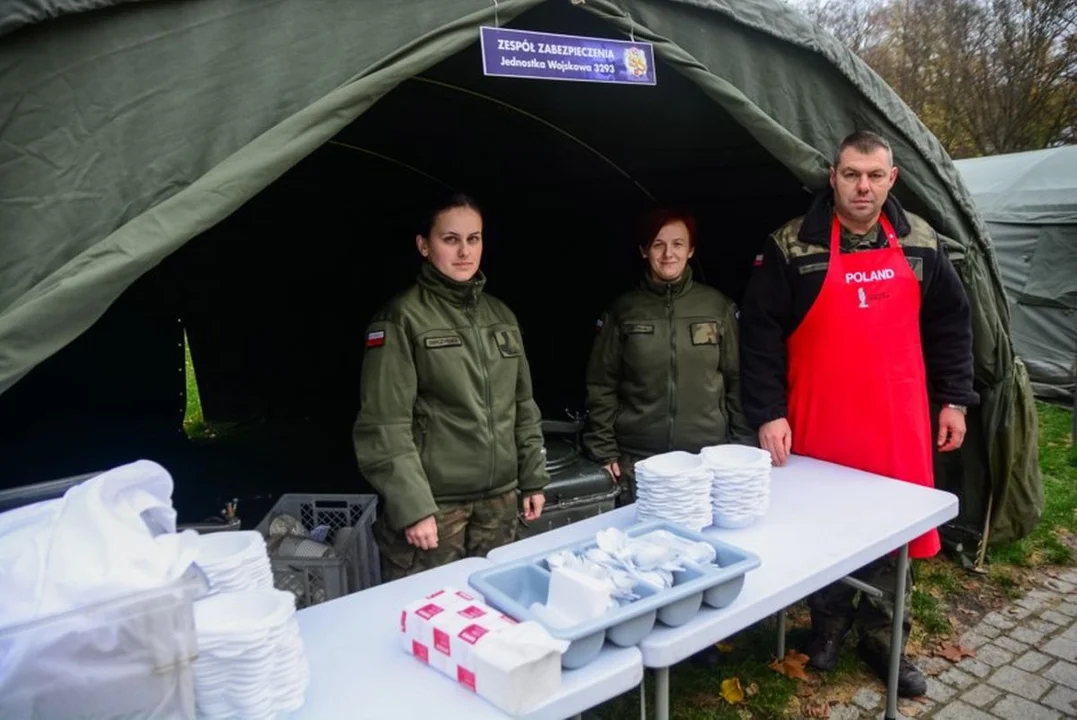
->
xmin=954 ymin=146 xmax=1077 ymax=405
xmin=0 ymin=0 xmax=1042 ymax=547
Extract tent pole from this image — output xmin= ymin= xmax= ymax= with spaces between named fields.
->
xmin=975 ymin=489 xmax=993 ymax=571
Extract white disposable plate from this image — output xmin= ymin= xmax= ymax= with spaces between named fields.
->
xmin=700 ymin=444 xmax=773 ymax=469
xmin=196 ymin=531 xmax=267 ymax=567
xmin=194 ymin=589 xmax=295 ymax=635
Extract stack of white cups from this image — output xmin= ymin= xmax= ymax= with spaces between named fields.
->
xmin=634 ymin=451 xmax=714 ymax=532
xmin=193 ymin=589 xmax=310 ymax=719
xmin=194 ymin=531 xmax=274 ymax=594
xmin=700 ymin=444 xmax=773 ymax=529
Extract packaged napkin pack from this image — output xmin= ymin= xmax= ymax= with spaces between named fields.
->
xmin=400 ymin=586 xmax=568 ymax=715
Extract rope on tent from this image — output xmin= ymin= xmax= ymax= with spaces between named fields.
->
xmin=324 ymin=141 xmax=456 ymax=191
xmin=409 ymin=77 xmax=656 ymax=201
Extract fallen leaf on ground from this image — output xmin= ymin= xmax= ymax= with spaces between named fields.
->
xmin=899 ymin=702 xmax=925 ymax=717
xmin=745 ymin=682 xmax=760 ymax=698
xmin=717 ymin=642 xmax=735 ymax=652
xmin=720 ymin=677 xmax=745 ymax=705
xmin=804 ymin=699 xmax=830 ymax=718
xmin=935 ymin=644 xmax=975 ymax=662
xmin=736 ymin=709 xmax=752 ymax=720
xmin=797 ymin=684 xmax=816 ymax=698
xmin=770 ymin=649 xmax=812 ymax=681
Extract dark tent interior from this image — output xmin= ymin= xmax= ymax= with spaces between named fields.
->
xmin=0 ymin=3 xmax=961 ymax=529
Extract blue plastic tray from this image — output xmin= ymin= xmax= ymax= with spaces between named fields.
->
xmin=468 ymin=519 xmax=761 ymax=668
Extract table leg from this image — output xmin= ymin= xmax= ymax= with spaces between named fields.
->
xmin=640 ymin=670 xmax=646 ymax=720
xmin=886 ymin=544 xmax=910 ymax=720
xmin=655 ymin=666 xmax=670 ymax=720
xmin=776 ymin=609 xmax=786 ymax=658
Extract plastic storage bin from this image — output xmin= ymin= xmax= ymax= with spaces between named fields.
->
xmin=256 ymin=493 xmax=380 ymax=608
xmin=0 ymin=566 xmax=208 ymax=720
xmin=468 ymin=520 xmax=761 ymax=668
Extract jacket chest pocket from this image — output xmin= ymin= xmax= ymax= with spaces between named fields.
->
xmin=620 ymin=320 xmax=662 ymax=378
xmin=414 ymin=330 xmax=469 ymax=390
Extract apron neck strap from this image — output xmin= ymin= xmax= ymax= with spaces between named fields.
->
xmin=830 ymin=212 xmax=901 ymax=257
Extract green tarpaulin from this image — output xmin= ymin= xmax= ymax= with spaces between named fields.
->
xmin=955 ymin=146 xmax=1077 ymax=404
xmin=0 ymin=0 xmax=1042 ymax=545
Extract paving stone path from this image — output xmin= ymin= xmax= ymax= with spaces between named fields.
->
xmin=821 ymin=568 xmax=1077 ymax=720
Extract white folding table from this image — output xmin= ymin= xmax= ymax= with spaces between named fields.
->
xmin=487 ymin=455 xmax=959 ymax=720
xmin=293 ymin=556 xmax=643 ymax=720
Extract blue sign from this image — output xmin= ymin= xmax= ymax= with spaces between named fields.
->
xmin=480 ymin=26 xmax=657 ymax=86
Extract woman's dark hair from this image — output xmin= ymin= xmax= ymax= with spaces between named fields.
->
xmin=639 ymin=208 xmax=697 ymax=250
xmin=419 ymin=192 xmax=482 ymax=237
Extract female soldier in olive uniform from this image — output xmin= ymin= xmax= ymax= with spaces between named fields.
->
xmin=584 ymin=209 xmax=753 ymax=504
xmin=354 ymin=195 xmax=548 ymax=581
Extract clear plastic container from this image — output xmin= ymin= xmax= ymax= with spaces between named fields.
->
xmin=0 ymin=566 xmax=207 ymax=720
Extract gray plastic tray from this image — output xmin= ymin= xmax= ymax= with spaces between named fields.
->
xmin=468 ymin=519 xmax=761 ymax=668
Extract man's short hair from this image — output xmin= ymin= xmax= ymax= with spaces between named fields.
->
xmin=834 ymin=131 xmax=893 ymax=167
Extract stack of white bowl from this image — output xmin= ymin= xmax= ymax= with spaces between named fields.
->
xmin=194 ymin=531 xmax=274 ymax=595
xmin=700 ymin=444 xmax=773 ymax=529
xmin=193 ymin=589 xmax=309 ymax=720
xmin=634 ymin=451 xmax=714 ymax=532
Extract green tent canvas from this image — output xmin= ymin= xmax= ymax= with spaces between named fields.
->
xmin=0 ymin=0 xmax=1042 ymax=547
xmin=955 ymin=146 xmax=1077 ymax=405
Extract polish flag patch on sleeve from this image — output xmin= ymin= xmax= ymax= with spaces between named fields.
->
xmin=366 ymin=330 xmax=386 ymax=348
xmin=753 ymin=254 xmax=764 ymax=267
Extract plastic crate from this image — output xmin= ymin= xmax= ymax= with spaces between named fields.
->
xmin=256 ymin=493 xmax=380 ymax=608
xmin=0 ymin=566 xmax=207 ymax=720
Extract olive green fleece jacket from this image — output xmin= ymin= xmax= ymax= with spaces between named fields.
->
xmin=584 ymin=267 xmax=754 ymax=462
xmin=354 ymin=263 xmax=549 ymax=531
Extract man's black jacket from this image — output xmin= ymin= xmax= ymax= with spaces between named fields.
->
xmin=739 ymin=192 xmax=979 ymax=430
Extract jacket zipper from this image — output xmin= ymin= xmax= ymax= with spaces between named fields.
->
xmin=667 ymin=286 xmax=677 ymax=451
xmin=467 ymin=297 xmax=496 ymax=491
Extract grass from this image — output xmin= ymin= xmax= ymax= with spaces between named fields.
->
xmin=182 ymin=330 xmax=216 ymax=441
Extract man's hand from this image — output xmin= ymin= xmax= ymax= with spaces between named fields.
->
xmin=604 ymin=461 xmax=621 ymax=483
xmin=522 ymin=493 xmax=545 ymax=521
xmin=759 ymin=418 xmax=792 ymax=466
xmin=404 ymin=515 xmax=438 ymax=550
xmin=937 ymin=407 xmax=967 ymax=452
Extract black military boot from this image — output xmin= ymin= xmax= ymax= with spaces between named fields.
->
xmin=807 ymin=614 xmax=854 ymax=672
xmin=858 ymin=643 xmax=928 ymax=698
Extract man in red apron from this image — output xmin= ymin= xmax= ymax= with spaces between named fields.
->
xmin=739 ymin=131 xmax=978 ymax=697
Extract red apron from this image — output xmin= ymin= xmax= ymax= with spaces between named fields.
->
xmin=787 ymin=214 xmax=940 ymax=559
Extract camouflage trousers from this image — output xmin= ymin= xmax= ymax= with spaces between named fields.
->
xmin=809 ymin=553 xmax=913 ymax=656
xmin=374 ymin=490 xmax=518 ymax=583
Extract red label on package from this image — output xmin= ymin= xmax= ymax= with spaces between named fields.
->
xmin=400 ymin=610 xmax=407 ymax=633
xmin=457 ymin=665 xmax=477 ymax=692
xmin=455 ymin=590 xmax=475 ymax=601
xmin=427 ymin=590 xmax=446 ymax=599
xmin=412 ymin=640 xmax=429 ymax=664
xmin=434 ymin=628 xmax=452 ymax=655
xmin=458 ymin=623 xmax=489 ymax=645
xmin=458 ymin=605 xmax=486 ymax=619
xmin=416 ymin=603 xmax=444 ymax=620
xmin=500 ymin=613 xmax=519 ymax=624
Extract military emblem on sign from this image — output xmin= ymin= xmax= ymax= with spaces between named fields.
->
xmin=623 ymin=47 xmax=648 ymax=77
